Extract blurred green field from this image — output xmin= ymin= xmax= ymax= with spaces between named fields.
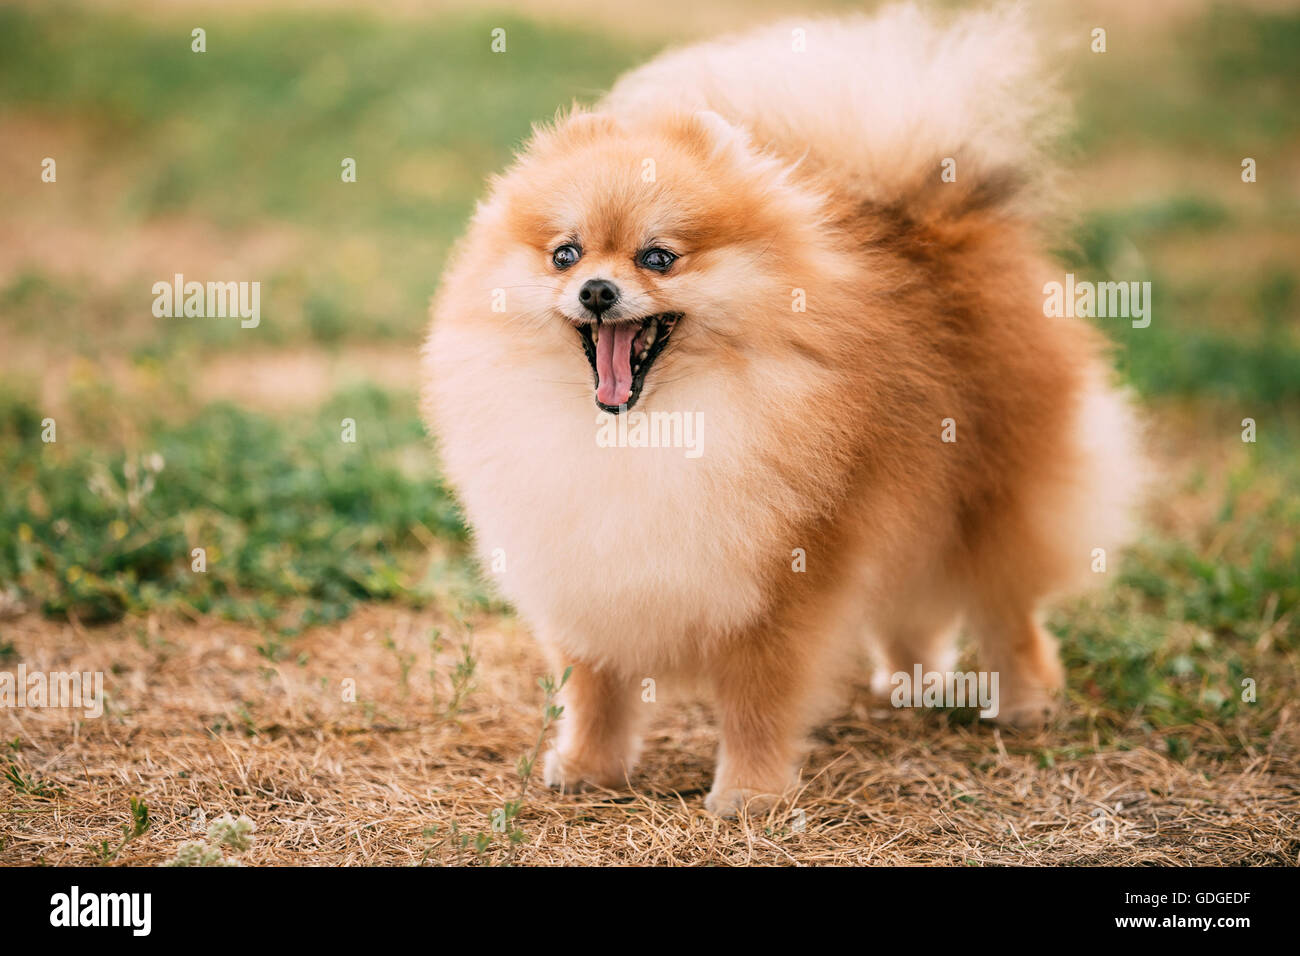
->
xmin=0 ymin=5 xmax=652 ymax=352
xmin=0 ymin=0 xmax=1297 ymax=750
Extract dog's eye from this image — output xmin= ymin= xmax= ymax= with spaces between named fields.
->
xmin=552 ymin=244 xmax=581 ymax=270
xmin=638 ymin=248 xmax=677 ymax=273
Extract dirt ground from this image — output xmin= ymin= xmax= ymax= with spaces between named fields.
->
xmin=3 ymin=602 xmax=1296 ymax=866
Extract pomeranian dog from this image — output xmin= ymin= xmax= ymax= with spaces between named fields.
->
xmin=422 ymin=4 xmax=1142 ymax=816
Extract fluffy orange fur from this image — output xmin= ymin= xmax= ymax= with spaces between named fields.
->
xmin=421 ymin=5 xmax=1143 ymax=816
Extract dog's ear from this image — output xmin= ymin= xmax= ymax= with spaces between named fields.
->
xmin=687 ymin=110 xmax=754 ymax=163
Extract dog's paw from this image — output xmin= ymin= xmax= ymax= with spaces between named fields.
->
xmin=992 ymin=690 xmax=1060 ymax=730
xmin=542 ymin=747 xmax=628 ymax=793
xmin=542 ymin=747 xmax=585 ymax=792
xmin=704 ymin=784 xmax=783 ymax=819
xmin=991 ymin=655 xmax=1064 ymax=730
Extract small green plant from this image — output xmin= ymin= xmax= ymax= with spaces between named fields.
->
xmin=93 ymin=797 xmax=150 ymax=863
xmin=426 ymin=627 xmax=445 ymax=711
xmin=418 ymin=666 xmax=569 ymax=866
xmin=420 ymin=821 xmax=491 ymax=867
xmin=383 ymin=629 xmax=416 ymax=695
xmin=255 ymin=631 xmax=290 ymax=664
xmin=3 ymin=758 xmax=62 ymax=798
xmin=163 ymin=813 xmax=256 ymax=867
xmin=500 ymin=666 xmax=571 ymax=864
xmin=431 ymin=616 xmax=478 ymax=721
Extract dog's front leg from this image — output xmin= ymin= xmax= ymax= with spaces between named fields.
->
xmin=542 ymin=659 xmax=645 ymax=792
xmin=705 ymin=629 xmax=810 ymax=818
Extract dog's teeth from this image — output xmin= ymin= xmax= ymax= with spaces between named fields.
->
xmin=639 ymin=350 xmax=649 ymax=361
xmin=591 ymin=323 xmax=599 ymax=344
xmin=642 ymin=324 xmax=657 ymax=347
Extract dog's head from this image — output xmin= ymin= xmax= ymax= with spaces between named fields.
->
xmin=470 ymin=109 xmax=819 ymax=413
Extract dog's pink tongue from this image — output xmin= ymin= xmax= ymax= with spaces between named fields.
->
xmin=595 ymin=323 xmax=638 ymax=407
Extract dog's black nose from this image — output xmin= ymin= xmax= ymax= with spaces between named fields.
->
xmin=578 ymin=278 xmax=619 ymax=316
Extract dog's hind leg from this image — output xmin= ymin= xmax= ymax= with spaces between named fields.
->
xmin=963 ymin=591 xmax=1064 ymax=728
xmin=865 ymin=578 xmax=962 ymax=697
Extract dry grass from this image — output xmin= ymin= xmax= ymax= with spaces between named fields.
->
xmin=3 ymin=602 xmax=1296 ymax=866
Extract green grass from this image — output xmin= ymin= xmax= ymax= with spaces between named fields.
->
xmin=1072 ymin=4 xmax=1300 ymax=153
xmin=1052 ymin=413 xmax=1300 ymax=740
xmin=0 ymin=383 xmax=470 ymax=630
xmin=1053 ymin=192 xmax=1300 ymax=403
xmin=0 ymin=6 xmax=650 ymax=230
xmin=1059 ymin=534 xmax=1299 ymax=735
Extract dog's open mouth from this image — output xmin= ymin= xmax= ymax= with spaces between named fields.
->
xmin=577 ymin=312 xmax=682 ymax=414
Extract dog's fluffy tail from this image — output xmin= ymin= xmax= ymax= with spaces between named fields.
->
xmin=604 ymin=3 xmax=1064 ymax=222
